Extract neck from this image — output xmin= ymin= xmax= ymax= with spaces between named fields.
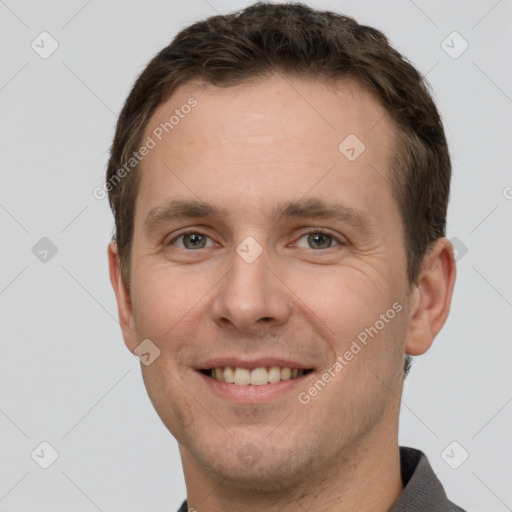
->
xmin=180 ymin=425 xmax=403 ymax=512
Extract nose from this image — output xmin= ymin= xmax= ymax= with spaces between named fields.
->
xmin=210 ymin=249 xmax=292 ymax=332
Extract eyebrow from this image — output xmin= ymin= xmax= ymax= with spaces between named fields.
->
xmin=143 ymin=197 xmax=377 ymax=236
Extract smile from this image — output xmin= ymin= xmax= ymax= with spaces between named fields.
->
xmin=200 ymin=366 xmax=313 ymax=386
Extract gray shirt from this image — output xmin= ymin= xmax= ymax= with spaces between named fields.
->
xmin=177 ymin=446 xmax=467 ymax=511
xmin=390 ymin=446 xmax=466 ymax=511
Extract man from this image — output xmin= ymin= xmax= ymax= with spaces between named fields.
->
xmin=106 ymin=2 xmax=465 ymax=510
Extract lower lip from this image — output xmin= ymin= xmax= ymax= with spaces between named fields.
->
xmin=197 ymin=371 xmax=313 ymax=403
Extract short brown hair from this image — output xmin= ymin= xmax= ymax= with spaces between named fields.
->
xmin=107 ymin=1 xmax=451 ymax=288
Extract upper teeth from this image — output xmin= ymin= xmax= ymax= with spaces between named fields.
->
xmin=210 ymin=366 xmax=305 ymax=386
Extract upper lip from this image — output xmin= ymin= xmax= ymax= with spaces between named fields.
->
xmin=196 ymin=356 xmax=314 ymax=370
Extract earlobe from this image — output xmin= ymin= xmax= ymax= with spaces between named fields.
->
xmin=108 ymin=241 xmax=138 ymax=353
xmin=404 ymin=238 xmax=457 ymax=356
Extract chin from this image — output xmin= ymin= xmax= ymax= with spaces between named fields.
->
xmin=182 ymin=431 xmax=318 ymax=493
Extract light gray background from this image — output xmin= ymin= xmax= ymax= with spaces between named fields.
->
xmin=0 ymin=0 xmax=511 ymax=511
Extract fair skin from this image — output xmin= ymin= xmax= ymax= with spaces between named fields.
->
xmin=109 ymin=74 xmax=456 ymax=512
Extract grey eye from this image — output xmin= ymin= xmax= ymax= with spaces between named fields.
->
xmin=306 ymin=233 xmax=335 ymax=249
xmin=173 ymin=232 xmax=213 ymax=249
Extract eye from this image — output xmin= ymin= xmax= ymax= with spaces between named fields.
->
xmin=170 ymin=231 xmax=216 ymax=250
xmin=295 ymin=231 xmax=342 ymax=250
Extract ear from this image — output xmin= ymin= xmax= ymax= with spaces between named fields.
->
xmin=108 ymin=241 xmax=138 ymax=353
xmin=405 ymin=237 xmax=457 ymax=356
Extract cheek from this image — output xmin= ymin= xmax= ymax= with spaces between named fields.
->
xmin=140 ymin=361 xmax=199 ymax=441
xmin=291 ymin=266 xmax=390 ymax=334
xmin=131 ymin=264 xmax=208 ymax=340
xmin=289 ymin=265 xmax=405 ymax=379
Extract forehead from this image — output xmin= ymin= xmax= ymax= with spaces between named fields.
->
xmin=136 ymin=74 xmax=397 ymax=224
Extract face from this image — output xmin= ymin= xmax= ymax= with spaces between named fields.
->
xmin=113 ymin=75 xmax=422 ymax=491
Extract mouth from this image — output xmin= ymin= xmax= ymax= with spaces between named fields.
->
xmin=199 ymin=366 xmax=314 ymax=386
